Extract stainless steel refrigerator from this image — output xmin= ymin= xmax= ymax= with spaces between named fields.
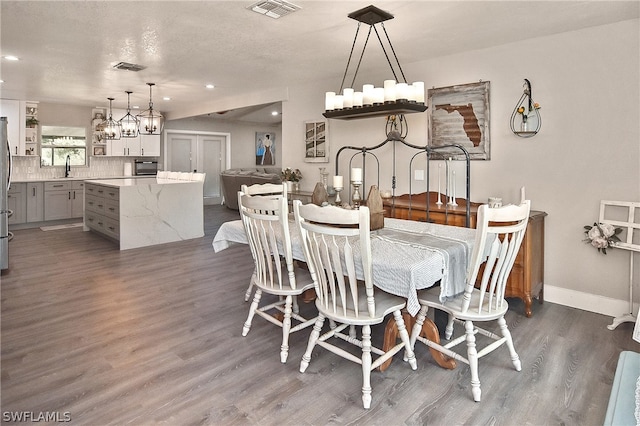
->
xmin=1 ymin=117 xmax=11 ymax=271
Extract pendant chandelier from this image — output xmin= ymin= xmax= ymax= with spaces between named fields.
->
xmin=119 ymin=91 xmax=139 ymax=138
xmin=137 ymin=82 xmax=164 ymax=135
xmin=323 ymin=5 xmax=427 ymax=120
xmin=101 ymin=97 xmax=121 ymax=140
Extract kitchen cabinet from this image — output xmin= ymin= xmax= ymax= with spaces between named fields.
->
xmin=85 ymin=182 xmax=120 ymax=241
xmin=140 ymin=134 xmax=160 ymax=157
xmin=0 ymin=100 xmax=39 ymax=156
xmin=108 ymin=137 xmax=141 ymax=157
xmin=44 ymin=181 xmax=84 ymax=220
xmin=107 ymin=134 xmax=159 ymax=157
xmin=26 ymin=182 xmax=44 ymax=222
xmin=0 ymin=99 xmax=22 ymax=156
xmin=7 ymin=183 xmax=26 ymax=224
xmin=383 ymin=192 xmax=546 ymax=317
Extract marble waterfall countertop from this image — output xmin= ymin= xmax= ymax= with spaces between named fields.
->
xmin=84 ymin=177 xmax=204 ymax=250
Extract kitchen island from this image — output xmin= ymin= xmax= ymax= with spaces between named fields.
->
xmin=84 ymin=177 xmax=204 ymax=250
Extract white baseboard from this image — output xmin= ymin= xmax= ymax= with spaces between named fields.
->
xmin=544 ymin=284 xmax=637 ymax=318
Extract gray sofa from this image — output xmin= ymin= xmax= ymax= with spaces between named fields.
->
xmin=221 ymin=168 xmax=282 ymax=210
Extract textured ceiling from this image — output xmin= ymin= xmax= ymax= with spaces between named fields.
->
xmin=0 ymin=1 xmax=638 ymax=123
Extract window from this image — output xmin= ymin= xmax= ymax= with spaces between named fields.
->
xmin=40 ymin=126 xmax=87 ymax=167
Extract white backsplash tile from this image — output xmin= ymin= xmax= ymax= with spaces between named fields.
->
xmin=12 ymin=156 xmax=131 ymax=180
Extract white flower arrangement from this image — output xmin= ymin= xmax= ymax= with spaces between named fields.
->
xmin=583 ymin=222 xmax=622 ymax=254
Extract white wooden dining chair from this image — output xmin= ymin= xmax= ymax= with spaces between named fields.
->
xmin=293 ymin=200 xmax=417 ymax=409
xmin=409 ymin=200 xmax=531 ymax=402
xmin=238 ymin=182 xmax=288 ymax=301
xmin=238 ymin=189 xmax=316 ymax=363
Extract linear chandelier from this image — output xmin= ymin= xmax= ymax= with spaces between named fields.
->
xmin=323 ymin=5 xmax=427 ymax=120
xmin=137 ymin=82 xmax=164 ymax=135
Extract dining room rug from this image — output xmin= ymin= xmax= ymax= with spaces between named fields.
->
xmin=40 ymin=223 xmax=83 ymax=231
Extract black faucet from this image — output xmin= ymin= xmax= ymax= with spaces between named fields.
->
xmin=65 ymin=155 xmax=71 ymax=178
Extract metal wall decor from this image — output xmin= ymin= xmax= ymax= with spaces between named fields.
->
xmin=510 ymin=78 xmax=541 ymax=138
xmin=428 ymin=81 xmax=490 ymax=160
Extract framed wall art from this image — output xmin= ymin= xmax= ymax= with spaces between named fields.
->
xmin=428 ymin=81 xmax=490 ymax=160
xmin=255 ymin=132 xmax=276 ymax=166
xmin=304 ymin=120 xmax=328 ymax=163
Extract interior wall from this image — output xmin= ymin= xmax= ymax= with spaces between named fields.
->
xmin=281 ymin=19 xmax=640 ymax=315
xmin=165 ymin=117 xmax=281 ymax=169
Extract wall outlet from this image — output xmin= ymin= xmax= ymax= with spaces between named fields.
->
xmin=414 ymin=169 xmax=424 ymax=181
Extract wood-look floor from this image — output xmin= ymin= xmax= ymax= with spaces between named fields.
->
xmin=1 ymin=205 xmax=638 ymax=425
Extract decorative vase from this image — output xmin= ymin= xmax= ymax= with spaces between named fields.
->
xmin=521 ymin=118 xmax=528 ymax=132
xmin=286 ymin=181 xmax=293 ymax=192
xmin=293 ymin=182 xmax=300 ymax=192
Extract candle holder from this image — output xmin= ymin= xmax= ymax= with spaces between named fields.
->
xmin=334 ymin=185 xmax=343 ymax=205
xmin=351 ymin=182 xmax=362 ymax=208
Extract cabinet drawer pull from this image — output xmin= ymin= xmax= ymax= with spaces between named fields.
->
xmin=53 ymin=184 xmax=64 ymax=188
xmin=108 ymin=207 xmax=115 ymax=212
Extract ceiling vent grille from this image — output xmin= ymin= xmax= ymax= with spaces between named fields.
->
xmin=248 ymin=0 xmax=300 ymax=19
xmin=113 ymin=62 xmax=146 ymax=72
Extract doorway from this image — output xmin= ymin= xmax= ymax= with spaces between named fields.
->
xmin=165 ymin=130 xmax=230 ymax=205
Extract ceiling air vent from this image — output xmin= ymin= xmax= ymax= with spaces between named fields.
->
xmin=248 ymin=0 xmax=300 ymax=19
xmin=113 ymin=62 xmax=146 ymax=72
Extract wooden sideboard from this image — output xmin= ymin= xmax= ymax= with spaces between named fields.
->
xmin=383 ymin=192 xmax=546 ymax=317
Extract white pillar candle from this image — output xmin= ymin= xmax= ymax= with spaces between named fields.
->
xmin=343 ymin=88 xmax=354 ymax=108
xmin=384 ymin=80 xmax=396 ymax=103
xmin=351 ymin=167 xmax=362 ymax=183
xmin=325 ymin=92 xmax=335 ymax=111
xmin=362 ymin=84 xmax=374 ymax=105
xmin=333 ymin=175 xmax=343 ymax=189
xmin=396 ymin=83 xmax=409 ymax=101
xmin=333 ymin=95 xmax=344 ymax=110
xmin=353 ymin=91 xmax=363 ymax=107
xmin=413 ymin=81 xmax=425 ymax=103
xmin=373 ymin=87 xmax=385 ymax=104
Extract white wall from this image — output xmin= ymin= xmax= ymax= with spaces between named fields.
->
xmin=280 ymin=19 xmax=640 ymax=316
xmin=165 ymin=116 xmax=281 ymax=169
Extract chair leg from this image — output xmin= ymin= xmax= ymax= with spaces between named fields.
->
xmin=300 ymin=314 xmax=325 ymax=373
xmin=361 ymin=324 xmax=372 ymax=409
xmin=280 ymin=295 xmax=293 ymax=363
xmin=394 ymin=310 xmax=417 ymax=370
xmin=445 ymin=315 xmax=455 ymax=340
xmin=242 ymin=289 xmax=262 ymax=337
xmin=465 ymin=320 xmax=481 ymax=402
xmin=410 ymin=305 xmax=429 ymax=350
xmin=498 ymin=316 xmax=521 ymax=371
xmin=244 ymin=271 xmax=256 ymax=302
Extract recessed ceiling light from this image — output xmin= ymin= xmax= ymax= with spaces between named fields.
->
xmin=205 ymin=84 xmax=215 ymax=89
xmin=0 ymin=80 xmax=4 ymax=84
xmin=3 ymin=55 xmax=19 ymax=61
xmin=271 ymin=111 xmax=279 ymax=116
xmin=163 ymin=97 xmax=171 ymax=101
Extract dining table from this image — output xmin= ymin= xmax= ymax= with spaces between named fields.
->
xmin=213 ymin=216 xmax=486 ymax=370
